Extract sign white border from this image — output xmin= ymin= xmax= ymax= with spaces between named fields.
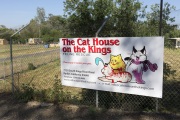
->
xmin=60 ymin=37 xmax=164 ymax=98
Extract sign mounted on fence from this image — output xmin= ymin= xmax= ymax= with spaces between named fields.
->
xmin=60 ymin=37 xmax=164 ymax=98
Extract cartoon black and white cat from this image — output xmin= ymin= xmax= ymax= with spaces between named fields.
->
xmin=124 ymin=46 xmax=158 ymax=84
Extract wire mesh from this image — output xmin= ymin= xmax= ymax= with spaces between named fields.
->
xmin=1 ymin=41 xmax=179 ymax=115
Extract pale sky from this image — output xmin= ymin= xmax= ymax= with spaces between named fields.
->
xmin=0 ymin=0 xmax=180 ymax=28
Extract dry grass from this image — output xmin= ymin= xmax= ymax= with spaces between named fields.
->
xmin=0 ymin=47 xmax=179 ymax=97
xmin=0 ymin=44 xmax=82 ymax=97
xmin=164 ymin=48 xmax=180 ymax=80
xmin=0 ymin=59 xmax=82 ymax=98
xmin=0 ymin=44 xmax=59 ymax=78
xmin=0 ymin=44 xmax=58 ymax=58
xmin=0 ymin=47 xmax=180 ymax=114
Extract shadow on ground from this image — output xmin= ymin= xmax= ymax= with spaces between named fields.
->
xmin=0 ymin=93 xmax=180 ymax=120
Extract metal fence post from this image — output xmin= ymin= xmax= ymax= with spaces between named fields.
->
xmin=3 ymin=60 xmax=6 ymax=80
xmin=156 ymin=98 xmax=159 ymax=112
xmin=10 ymin=37 xmax=14 ymax=93
xmin=95 ymin=16 xmax=110 ymax=108
xmin=156 ymin=0 xmax=163 ymax=112
xmin=21 ymin=58 xmax=22 ymax=72
xmin=10 ymin=23 xmax=30 ymax=94
xmin=96 ymin=90 xmax=99 ymax=108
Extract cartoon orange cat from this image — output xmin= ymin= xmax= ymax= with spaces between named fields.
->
xmin=109 ymin=54 xmax=126 ymax=73
xmin=95 ymin=56 xmax=131 ymax=83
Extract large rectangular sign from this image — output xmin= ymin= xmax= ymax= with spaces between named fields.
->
xmin=60 ymin=37 xmax=164 ymax=98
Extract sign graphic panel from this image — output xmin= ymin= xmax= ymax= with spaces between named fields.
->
xmin=60 ymin=37 xmax=164 ymax=98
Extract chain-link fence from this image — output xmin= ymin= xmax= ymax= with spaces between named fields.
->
xmin=0 ymin=40 xmax=179 ymax=115
xmin=0 ymin=44 xmax=59 ymax=92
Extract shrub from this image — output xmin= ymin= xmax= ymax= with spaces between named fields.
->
xmin=28 ymin=63 xmax=36 ymax=70
xmin=15 ymin=83 xmax=35 ymax=102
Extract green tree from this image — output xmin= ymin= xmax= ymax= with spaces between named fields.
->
xmin=18 ymin=7 xmax=46 ymax=43
xmin=41 ymin=14 xmax=68 ymax=43
xmin=146 ymin=2 xmax=176 ymax=36
xmin=145 ymin=2 xmax=177 ymax=47
xmin=20 ymin=19 xmax=39 ymax=39
xmin=64 ymin=0 xmax=144 ymax=37
xmin=36 ymin=7 xmax=46 ymax=24
xmin=0 ymin=25 xmax=13 ymax=41
xmin=112 ymin=0 xmax=142 ymax=37
xmin=64 ymin=0 xmax=95 ymax=37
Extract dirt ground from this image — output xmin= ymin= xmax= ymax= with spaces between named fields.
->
xmin=0 ymin=93 xmax=180 ymax=120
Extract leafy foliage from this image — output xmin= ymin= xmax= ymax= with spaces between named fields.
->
xmin=28 ymin=63 xmax=36 ymax=70
xmin=0 ymin=1 xmax=179 ymax=47
xmin=15 ymin=83 xmax=35 ymax=102
xmin=64 ymin=0 xmax=144 ymax=37
xmin=0 ymin=26 xmax=13 ymax=41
